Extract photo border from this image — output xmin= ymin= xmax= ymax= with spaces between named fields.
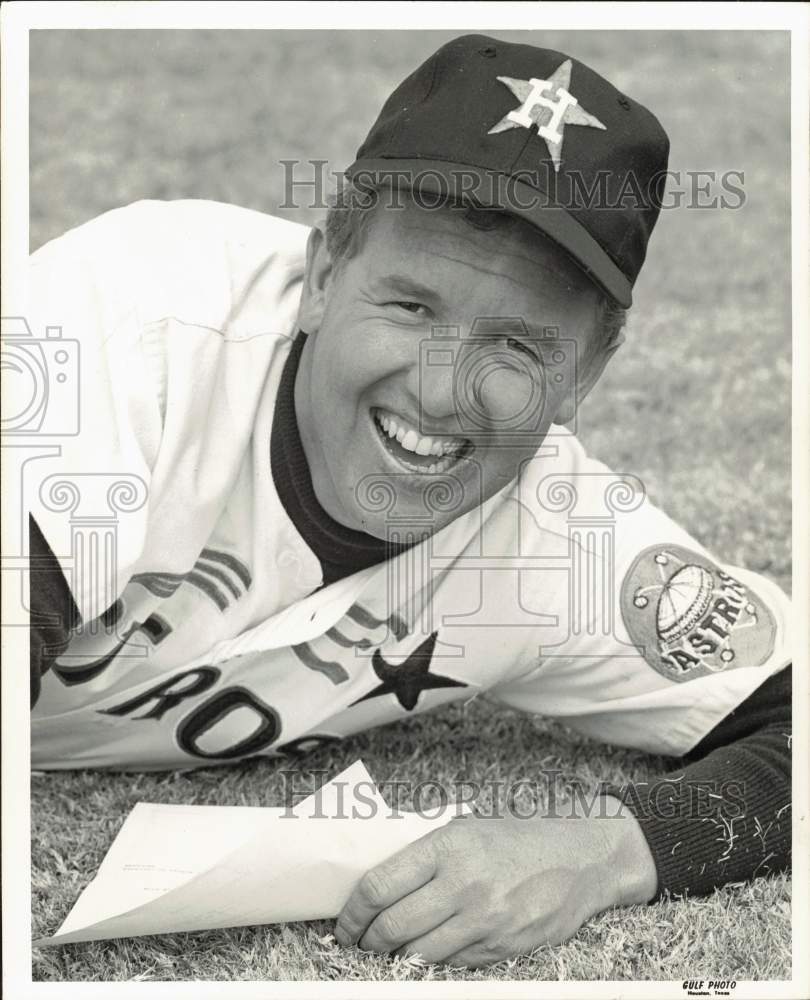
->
xmin=2 ymin=3 xmax=808 ymax=999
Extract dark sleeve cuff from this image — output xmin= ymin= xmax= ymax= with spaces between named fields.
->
xmin=606 ymin=666 xmax=792 ymax=899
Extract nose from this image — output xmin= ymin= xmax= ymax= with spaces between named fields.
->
xmin=405 ymin=342 xmax=459 ymax=426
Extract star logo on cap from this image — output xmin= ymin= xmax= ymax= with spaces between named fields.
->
xmin=488 ymin=59 xmax=606 ymax=172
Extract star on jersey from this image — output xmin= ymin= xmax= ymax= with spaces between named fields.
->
xmin=488 ymin=60 xmax=606 ymax=171
xmin=351 ymin=631 xmax=467 ymax=712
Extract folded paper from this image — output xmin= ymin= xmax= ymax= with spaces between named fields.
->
xmin=35 ymin=761 xmax=465 ymax=946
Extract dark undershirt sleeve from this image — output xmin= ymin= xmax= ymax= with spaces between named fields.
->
xmin=29 ymin=514 xmax=81 ymax=707
xmin=610 ymin=665 xmax=792 ymax=899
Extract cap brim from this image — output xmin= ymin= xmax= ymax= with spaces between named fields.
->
xmin=346 ymin=158 xmax=633 ymax=308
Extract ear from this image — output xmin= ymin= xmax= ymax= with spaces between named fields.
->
xmin=555 ymin=332 xmax=623 ymax=425
xmin=296 ymin=222 xmax=334 ymax=336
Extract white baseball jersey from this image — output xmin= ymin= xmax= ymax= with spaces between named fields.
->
xmin=26 ymin=200 xmax=791 ymax=770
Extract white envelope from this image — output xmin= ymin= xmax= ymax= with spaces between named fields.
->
xmin=36 ymin=761 xmax=465 ymax=946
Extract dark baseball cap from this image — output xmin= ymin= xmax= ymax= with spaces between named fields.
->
xmin=346 ymin=34 xmax=670 ymax=308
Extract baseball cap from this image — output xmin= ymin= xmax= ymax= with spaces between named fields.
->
xmin=346 ymin=34 xmax=671 ymax=308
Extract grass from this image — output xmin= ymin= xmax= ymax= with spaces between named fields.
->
xmin=31 ymin=703 xmax=792 ymax=981
xmin=29 ymin=29 xmax=791 ymax=982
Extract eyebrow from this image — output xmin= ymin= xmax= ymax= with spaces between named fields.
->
xmin=371 ymin=274 xmax=444 ymax=304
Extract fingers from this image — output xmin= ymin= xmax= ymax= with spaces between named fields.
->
xmin=396 ymin=914 xmax=485 ymax=966
xmin=335 ymin=833 xmax=439 ymax=946
xmin=442 ymin=942 xmax=501 ymax=970
xmin=358 ymin=882 xmax=456 ymax=954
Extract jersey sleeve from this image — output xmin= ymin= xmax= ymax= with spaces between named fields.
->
xmin=487 ymin=432 xmax=792 ymax=757
xmin=22 ymin=200 xmax=308 ymax=627
xmin=23 ymin=205 xmax=165 ymax=623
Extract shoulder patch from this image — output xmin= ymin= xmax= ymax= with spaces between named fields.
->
xmin=620 ymin=544 xmax=776 ymax=683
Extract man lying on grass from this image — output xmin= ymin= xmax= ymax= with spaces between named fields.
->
xmin=28 ymin=35 xmax=791 ymax=968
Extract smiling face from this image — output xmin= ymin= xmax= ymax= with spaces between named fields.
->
xmin=294 ymin=195 xmax=616 ymax=539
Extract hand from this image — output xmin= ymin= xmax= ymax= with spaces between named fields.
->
xmin=335 ymin=796 xmax=657 ymax=968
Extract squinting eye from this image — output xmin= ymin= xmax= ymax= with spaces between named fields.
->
xmin=391 ymin=301 xmax=427 ymax=316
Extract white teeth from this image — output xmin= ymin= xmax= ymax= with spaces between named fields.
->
xmin=374 ymin=409 xmax=467 ymax=465
xmin=401 ymin=429 xmax=419 ymax=452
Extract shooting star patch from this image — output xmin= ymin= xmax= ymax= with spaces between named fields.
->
xmin=351 ymin=631 xmax=466 ymax=712
xmin=620 ymin=544 xmax=777 ymax=683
